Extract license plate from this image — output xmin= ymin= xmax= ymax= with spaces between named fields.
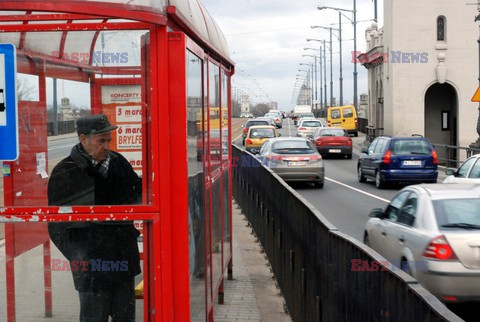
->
xmin=403 ymin=160 xmax=421 ymax=166
xmin=329 ymin=149 xmax=341 ymax=153
xmin=288 ymin=161 xmax=307 ymax=166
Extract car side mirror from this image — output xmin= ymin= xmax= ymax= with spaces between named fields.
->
xmin=361 ymin=147 xmax=368 ymax=154
xmin=445 ymin=168 xmax=456 ymax=176
xmin=369 ymin=208 xmax=384 ymax=218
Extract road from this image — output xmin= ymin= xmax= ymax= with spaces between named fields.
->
xmin=232 ymin=117 xmax=474 ymax=321
xmin=232 ymin=117 xmax=397 ymax=242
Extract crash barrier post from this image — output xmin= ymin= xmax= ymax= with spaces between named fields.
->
xmin=232 ymin=145 xmax=462 ymax=322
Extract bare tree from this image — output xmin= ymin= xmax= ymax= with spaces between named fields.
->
xmin=251 ymin=103 xmax=270 ymax=117
xmin=16 ymin=77 xmax=35 ymax=101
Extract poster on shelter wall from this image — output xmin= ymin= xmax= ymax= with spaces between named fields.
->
xmin=101 ymin=85 xmax=143 ymax=176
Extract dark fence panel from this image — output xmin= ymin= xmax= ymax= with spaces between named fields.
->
xmin=232 ymin=145 xmax=462 ymax=322
xmin=47 ymin=120 xmax=75 ymax=136
xmin=357 ymin=117 xmax=368 ymax=133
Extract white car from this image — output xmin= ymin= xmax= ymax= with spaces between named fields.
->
xmin=364 ymin=183 xmax=480 ymax=303
xmin=443 ymin=154 xmax=480 ymax=183
xmin=296 ymin=119 xmax=324 ymax=138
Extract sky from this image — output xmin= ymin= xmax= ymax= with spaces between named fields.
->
xmin=201 ymin=0 xmax=384 ymax=111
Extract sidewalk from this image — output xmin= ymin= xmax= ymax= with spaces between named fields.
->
xmin=213 ymin=201 xmax=291 ymax=322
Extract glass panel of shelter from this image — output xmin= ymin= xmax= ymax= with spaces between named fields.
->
xmin=0 ymin=27 xmax=152 ymax=321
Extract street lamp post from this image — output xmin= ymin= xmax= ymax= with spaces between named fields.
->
xmin=312 ymin=25 xmax=341 ymax=106
xmin=300 ymin=63 xmax=314 ymax=108
xmin=305 ymin=47 xmax=324 ymax=110
xmin=318 ymin=2 xmax=357 ymax=110
xmin=303 ymin=54 xmax=318 ymax=110
xmin=306 ymin=40 xmax=325 ymax=111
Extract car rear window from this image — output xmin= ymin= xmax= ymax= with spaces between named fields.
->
xmin=247 ymin=120 xmax=269 ymax=127
xmin=391 ymin=139 xmax=432 ymax=155
xmin=272 ymin=140 xmax=316 ymax=154
xmin=318 ymin=129 xmax=346 ymax=137
xmin=433 ymin=199 xmax=480 ymax=230
xmin=343 ymin=108 xmax=353 ymax=118
xmin=300 ymin=113 xmax=314 ymax=118
xmin=330 ymin=109 xmax=341 ymax=119
xmin=302 ymin=121 xmax=321 ymax=127
xmin=250 ymin=128 xmax=275 ymax=138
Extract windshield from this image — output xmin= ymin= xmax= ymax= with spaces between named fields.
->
xmin=272 ymin=140 xmax=316 ymax=154
xmin=392 ymin=139 xmax=432 ymax=155
xmin=249 ymin=128 xmax=275 ymax=138
xmin=247 ymin=121 xmax=268 ymax=127
xmin=319 ymin=129 xmax=346 ymax=137
xmin=302 ymin=121 xmax=321 ymax=127
xmin=433 ymin=199 xmax=480 ymax=230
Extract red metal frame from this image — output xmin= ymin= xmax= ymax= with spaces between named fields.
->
xmin=0 ymin=2 xmax=235 ymax=321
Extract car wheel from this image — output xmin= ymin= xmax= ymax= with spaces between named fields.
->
xmin=242 ymin=139 xmax=245 ymax=146
xmin=346 ymin=154 xmax=352 ymax=160
xmin=400 ymin=258 xmax=412 ymax=276
xmin=363 ymin=233 xmax=370 ymax=246
xmin=314 ymin=181 xmax=324 ymax=189
xmin=354 ymin=131 xmax=358 ymax=137
xmin=358 ymin=166 xmax=366 ymax=183
xmin=375 ymin=171 xmax=385 ymax=189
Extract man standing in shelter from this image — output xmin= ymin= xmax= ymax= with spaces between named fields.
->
xmin=48 ymin=114 xmax=142 ymax=322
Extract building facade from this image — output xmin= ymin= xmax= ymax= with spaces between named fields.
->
xmin=361 ymin=0 xmax=479 ymax=157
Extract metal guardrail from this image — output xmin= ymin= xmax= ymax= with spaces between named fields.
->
xmin=431 ymin=143 xmax=480 ymax=169
xmin=365 ymin=125 xmax=384 ymax=143
xmin=232 ymin=145 xmax=462 ymax=322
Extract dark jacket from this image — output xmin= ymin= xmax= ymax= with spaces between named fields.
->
xmin=48 ymin=144 xmax=142 ymax=292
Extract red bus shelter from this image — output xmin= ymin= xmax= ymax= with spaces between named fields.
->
xmin=0 ymin=1 xmax=234 ymax=321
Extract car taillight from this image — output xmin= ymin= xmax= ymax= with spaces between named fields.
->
xmin=423 ymin=236 xmax=458 ymax=260
xmin=327 ymin=121 xmax=331 ymax=127
xmin=246 ymin=139 xmax=253 ymax=145
xmin=275 ymin=118 xmax=280 ymax=122
xmin=243 ymin=127 xmax=247 ymax=134
xmin=432 ymin=150 xmax=438 ymax=165
xmin=355 ymin=117 xmax=358 ymax=126
xmin=347 ymin=140 xmax=352 ymax=146
xmin=383 ymin=150 xmax=392 ymax=164
xmin=316 ymin=139 xmax=323 ymax=146
xmin=309 ymin=155 xmax=322 ymax=161
xmin=299 ymin=127 xmax=306 ymax=130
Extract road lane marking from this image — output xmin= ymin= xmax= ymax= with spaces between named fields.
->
xmin=48 ymin=144 xmax=75 ymax=151
xmin=325 ymin=177 xmax=390 ymax=203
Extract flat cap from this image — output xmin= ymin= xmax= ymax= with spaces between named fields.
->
xmin=76 ymin=114 xmax=118 ymax=136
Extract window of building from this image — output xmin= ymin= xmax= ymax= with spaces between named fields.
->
xmin=437 ymin=16 xmax=446 ymax=41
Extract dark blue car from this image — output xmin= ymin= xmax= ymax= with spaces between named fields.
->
xmin=357 ymin=136 xmax=438 ymax=189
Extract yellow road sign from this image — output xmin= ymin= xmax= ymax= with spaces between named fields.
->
xmin=472 ymin=86 xmax=480 ymax=102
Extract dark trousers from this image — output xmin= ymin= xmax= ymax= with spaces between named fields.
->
xmin=79 ymin=277 xmax=135 ymax=322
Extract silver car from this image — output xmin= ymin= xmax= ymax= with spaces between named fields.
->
xmin=257 ymin=137 xmax=325 ymax=188
xmin=264 ymin=112 xmax=283 ymax=128
xmin=364 ymin=183 xmax=480 ymax=303
xmin=297 ymin=119 xmax=324 ymax=138
xmin=443 ymin=154 xmax=480 ymax=183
